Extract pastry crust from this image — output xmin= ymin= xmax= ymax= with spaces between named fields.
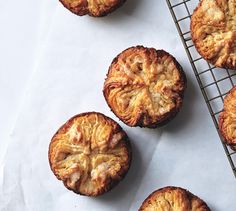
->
xmin=139 ymin=186 xmax=211 ymax=211
xmin=219 ymin=86 xmax=236 ymax=150
xmin=48 ymin=112 xmax=131 ymax=196
xmin=103 ymin=46 xmax=187 ymax=128
xmin=59 ymin=0 xmax=126 ymax=17
xmin=191 ymin=0 xmax=236 ymax=69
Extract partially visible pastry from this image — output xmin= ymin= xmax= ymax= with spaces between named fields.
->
xmin=219 ymin=86 xmax=236 ymax=150
xmin=59 ymin=0 xmax=126 ymax=17
xmin=191 ymin=0 xmax=236 ymax=69
xmin=139 ymin=186 xmax=210 ymax=211
xmin=48 ymin=112 xmax=131 ymax=196
xmin=103 ymin=46 xmax=187 ymax=128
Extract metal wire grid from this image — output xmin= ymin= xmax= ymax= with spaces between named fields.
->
xmin=166 ymin=0 xmax=236 ymax=177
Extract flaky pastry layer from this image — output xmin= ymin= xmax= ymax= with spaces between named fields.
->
xmin=139 ymin=186 xmax=210 ymax=211
xmin=219 ymin=86 xmax=236 ymax=150
xmin=49 ymin=112 xmax=131 ymax=196
xmin=59 ymin=0 xmax=126 ymax=17
xmin=191 ymin=0 xmax=236 ymax=69
xmin=103 ymin=46 xmax=186 ymax=128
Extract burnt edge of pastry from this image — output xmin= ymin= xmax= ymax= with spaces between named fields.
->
xmin=48 ymin=111 xmax=132 ymax=197
xmin=103 ymin=45 xmax=187 ymax=128
xmin=59 ymin=0 xmax=126 ymax=17
xmin=190 ymin=0 xmax=236 ymax=69
xmin=219 ymin=86 xmax=236 ymax=151
xmin=139 ymin=186 xmax=211 ymax=211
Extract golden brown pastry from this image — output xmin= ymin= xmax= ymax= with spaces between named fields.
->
xmin=219 ymin=86 xmax=236 ymax=150
xmin=191 ymin=0 xmax=236 ymax=69
xmin=59 ymin=0 xmax=126 ymax=17
xmin=139 ymin=186 xmax=211 ymax=211
xmin=103 ymin=46 xmax=187 ymax=128
xmin=48 ymin=112 xmax=131 ymax=196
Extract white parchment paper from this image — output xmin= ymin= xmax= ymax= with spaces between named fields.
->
xmin=0 ymin=0 xmax=57 ymax=190
xmin=1 ymin=0 xmax=236 ymax=210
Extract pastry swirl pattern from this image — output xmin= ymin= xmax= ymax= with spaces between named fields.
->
xmin=49 ymin=112 xmax=131 ymax=196
xmin=103 ymin=46 xmax=186 ymax=128
xmin=139 ymin=187 xmax=211 ymax=211
xmin=59 ymin=0 xmax=126 ymax=16
xmin=191 ymin=0 xmax=236 ymax=69
xmin=219 ymin=86 xmax=236 ymax=151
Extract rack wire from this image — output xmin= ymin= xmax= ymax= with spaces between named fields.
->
xmin=166 ymin=0 xmax=236 ymax=177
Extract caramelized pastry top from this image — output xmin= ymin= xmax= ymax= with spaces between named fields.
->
xmin=219 ymin=86 xmax=236 ymax=149
xmin=49 ymin=112 xmax=131 ymax=196
xmin=139 ymin=187 xmax=210 ymax=211
xmin=59 ymin=0 xmax=126 ymax=17
xmin=191 ymin=0 xmax=236 ymax=69
xmin=103 ymin=46 xmax=186 ymax=128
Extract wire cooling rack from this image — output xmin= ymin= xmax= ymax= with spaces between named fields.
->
xmin=166 ymin=0 xmax=236 ymax=177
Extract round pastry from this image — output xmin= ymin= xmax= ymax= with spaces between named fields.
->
xmin=191 ymin=0 xmax=236 ymax=69
xmin=139 ymin=186 xmax=211 ymax=211
xmin=48 ymin=112 xmax=131 ymax=196
xmin=219 ymin=86 xmax=236 ymax=151
xmin=59 ymin=0 xmax=126 ymax=17
xmin=103 ymin=46 xmax=187 ymax=128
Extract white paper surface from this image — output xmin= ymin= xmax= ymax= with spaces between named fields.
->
xmin=0 ymin=0 xmax=57 ymax=178
xmin=1 ymin=0 xmax=236 ymax=210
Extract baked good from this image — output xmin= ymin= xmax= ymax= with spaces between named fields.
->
xmin=191 ymin=0 xmax=236 ymax=69
xmin=219 ymin=86 xmax=236 ymax=150
xmin=103 ymin=46 xmax=187 ymax=128
xmin=59 ymin=0 xmax=126 ymax=17
xmin=139 ymin=186 xmax=211 ymax=211
xmin=48 ymin=112 xmax=131 ymax=196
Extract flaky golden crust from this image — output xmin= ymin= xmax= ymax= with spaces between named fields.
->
xmin=59 ymin=0 xmax=126 ymax=17
xmin=191 ymin=0 xmax=236 ymax=69
xmin=48 ymin=112 xmax=131 ymax=196
xmin=139 ymin=186 xmax=211 ymax=211
xmin=103 ymin=46 xmax=187 ymax=128
xmin=219 ymin=86 xmax=236 ymax=150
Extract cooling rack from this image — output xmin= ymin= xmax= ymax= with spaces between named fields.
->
xmin=166 ymin=0 xmax=236 ymax=177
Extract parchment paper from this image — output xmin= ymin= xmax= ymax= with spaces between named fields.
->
xmin=0 ymin=0 xmax=57 ymax=188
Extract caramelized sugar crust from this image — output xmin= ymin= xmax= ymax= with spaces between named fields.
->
xmin=103 ymin=46 xmax=187 ymax=128
xmin=59 ymin=0 xmax=126 ymax=17
xmin=139 ymin=187 xmax=211 ymax=211
xmin=219 ymin=86 xmax=236 ymax=150
xmin=191 ymin=0 xmax=236 ymax=69
xmin=49 ymin=112 xmax=131 ymax=196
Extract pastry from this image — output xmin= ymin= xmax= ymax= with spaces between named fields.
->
xmin=59 ymin=0 xmax=126 ymax=17
xmin=103 ymin=46 xmax=187 ymax=128
xmin=139 ymin=186 xmax=211 ymax=211
xmin=48 ymin=112 xmax=131 ymax=196
xmin=191 ymin=0 xmax=236 ymax=69
xmin=219 ymin=86 xmax=236 ymax=150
